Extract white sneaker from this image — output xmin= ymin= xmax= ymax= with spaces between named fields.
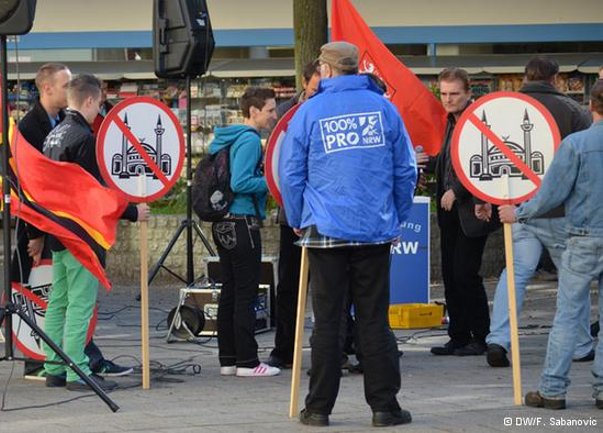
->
xmin=220 ymin=366 xmax=236 ymax=376
xmin=236 ymin=363 xmax=280 ymax=377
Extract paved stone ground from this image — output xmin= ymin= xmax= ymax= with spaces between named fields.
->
xmin=0 ymin=278 xmax=601 ymax=432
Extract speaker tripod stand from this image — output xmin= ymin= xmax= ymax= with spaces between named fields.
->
xmin=0 ymin=302 xmax=119 ymax=412
xmin=0 ymin=34 xmax=118 ymax=412
xmin=146 ymin=75 xmax=215 ymax=288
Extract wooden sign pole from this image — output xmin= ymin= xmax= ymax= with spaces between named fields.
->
xmin=140 ymin=219 xmax=150 ymax=389
xmin=289 ymin=247 xmax=309 ymax=418
xmin=502 ymin=174 xmax=522 ymax=405
xmin=139 ymin=178 xmax=150 ymax=390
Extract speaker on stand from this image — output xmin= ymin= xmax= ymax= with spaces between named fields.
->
xmin=0 ymin=0 xmax=36 ymax=35
xmin=147 ymin=0 xmax=216 ymax=287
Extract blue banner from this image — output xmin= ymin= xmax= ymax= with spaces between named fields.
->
xmin=390 ymin=196 xmax=430 ymax=304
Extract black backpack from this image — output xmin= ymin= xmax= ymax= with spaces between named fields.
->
xmin=192 ymin=147 xmax=234 ymax=222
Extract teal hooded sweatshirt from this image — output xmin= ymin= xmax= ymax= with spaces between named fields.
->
xmin=208 ymin=125 xmax=268 ymax=219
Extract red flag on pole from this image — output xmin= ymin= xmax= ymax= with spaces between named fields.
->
xmin=331 ymin=0 xmax=446 ymax=155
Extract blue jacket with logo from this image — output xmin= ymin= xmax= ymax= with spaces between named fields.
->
xmin=209 ymin=125 xmax=267 ymax=219
xmin=279 ymin=74 xmax=417 ymax=242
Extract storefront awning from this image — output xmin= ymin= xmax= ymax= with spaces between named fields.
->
xmin=578 ymin=58 xmax=603 ymax=74
xmin=6 ymin=53 xmax=603 ymax=81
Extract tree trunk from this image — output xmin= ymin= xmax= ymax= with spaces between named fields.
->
xmin=293 ymin=0 xmax=327 ymax=90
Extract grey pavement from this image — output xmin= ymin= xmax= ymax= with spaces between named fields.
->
xmin=0 ymin=278 xmax=601 ymax=433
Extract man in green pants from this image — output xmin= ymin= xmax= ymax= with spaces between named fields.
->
xmin=40 ymin=74 xmax=149 ymax=391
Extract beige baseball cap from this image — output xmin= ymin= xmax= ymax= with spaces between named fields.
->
xmin=318 ymin=41 xmax=359 ymax=72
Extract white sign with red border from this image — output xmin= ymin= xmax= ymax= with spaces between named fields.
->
xmin=265 ymin=104 xmax=300 ymax=207
xmin=96 ymin=97 xmax=185 ymax=203
xmin=451 ymin=92 xmax=561 ymax=205
xmin=12 ymin=260 xmax=97 ymax=360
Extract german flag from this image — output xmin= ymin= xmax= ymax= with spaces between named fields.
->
xmin=5 ymin=128 xmax=128 ymax=289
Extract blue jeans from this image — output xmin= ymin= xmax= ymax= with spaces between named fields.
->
xmin=486 ymin=219 xmax=593 ymax=357
xmin=539 ymin=235 xmax=603 ymax=399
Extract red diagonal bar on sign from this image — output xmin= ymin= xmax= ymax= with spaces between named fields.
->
xmin=114 ymin=116 xmax=170 ymax=186
xmin=468 ymin=113 xmax=541 ymax=187
xmin=13 ymin=284 xmax=48 ymax=309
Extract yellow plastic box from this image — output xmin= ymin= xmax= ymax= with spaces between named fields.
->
xmin=388 ymin=303 xmax=444 ymax=329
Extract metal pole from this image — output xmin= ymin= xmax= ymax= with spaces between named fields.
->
xmin=185 ymin=75 xmax=194 ymax=284
xmin=1 ymin=35 xmax=14 ymax=359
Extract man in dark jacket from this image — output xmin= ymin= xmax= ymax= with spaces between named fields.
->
xmin=430 ymin=68 xmax=498 ymax=357
xmin=13 ymin=63 xmax=70 ymax=284
xmin=267 ymin=61 xmax=320 ymax=370
xmin=40 ymin=74 xmax=149 ymax=391
xmin=485 ymin=56 xmax=593 ymax=368
xmin=275 ymin=61 xmax=320 ymax=118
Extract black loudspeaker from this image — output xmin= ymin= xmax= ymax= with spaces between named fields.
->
xmin=153 ymin=0 xmax=215 ymax=78
xmin=0 ymin=0 xmax=36 ymax=35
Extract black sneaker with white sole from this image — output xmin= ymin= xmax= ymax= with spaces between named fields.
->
xmin=93 ymin=360 xmax=134 ymax=377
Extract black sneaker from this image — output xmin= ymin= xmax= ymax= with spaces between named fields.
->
xmin=66 ymin=374 xmax=118 ymax=392
xmin=266 ymin=355 xmax=292 ymax=369
xmin=94 ymin=360 xmax=134 ymax=377
xmin=345 ymin=362 xmax=364 ymax=375
xmin=454 ymin=340 xmax=487 ymax=356
xmin=596 ymin=399 xmax=603 ymax=409
xmin=431 ymin=340 xmax=463 ymax=356
xmin=299 ymin=408 xmax=329 ymax=426
xmin=372 ymin=409 xmax=412 ymax=427
xmin=45 ymin=373 xmax=67 ymax=388
xmin=487 ymin=343 xmax=510 ymax=367
xmin=573 ymin=349 xmax=595 ymax=363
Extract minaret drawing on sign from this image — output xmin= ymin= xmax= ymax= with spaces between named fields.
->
xmin=111 ymin=112 xmax=172 ymax=179
xmin=479 ymin=111 xmax=492 ymax=180
xmin=521 ymin=109 xmax=534 ymax=178
xmin=469 ymin=109 xmax=545 ymax=180
xmin=119 ymin=114 xmax=131 ymax=178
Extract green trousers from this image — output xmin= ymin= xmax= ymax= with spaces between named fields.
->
xmin=43 ymin=250 xmax=98 ymax=382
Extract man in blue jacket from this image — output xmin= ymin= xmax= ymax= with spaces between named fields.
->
xmin=279 ymin=41 xmax=417 ymax=427
xmin=209 ymin=87 xmax=280 ymax=378
xmin=499 ymin=80 xmax=603 ymax=410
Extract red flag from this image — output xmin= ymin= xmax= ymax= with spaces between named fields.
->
xmin=331 ymin=0 xmax=446 ymax=156
xmin=8 ymin=129 xmax=129 ymax=289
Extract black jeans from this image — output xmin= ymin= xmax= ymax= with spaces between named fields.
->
xmin=270 ymin=225 xmax=302 ymax=363
xmin=305 ymin=245 xmax=401 ymax=415
xmin=439 ymin=208 xmax=490 ymax=345
xmin=212 ymin=217 xmax=261 ymax=368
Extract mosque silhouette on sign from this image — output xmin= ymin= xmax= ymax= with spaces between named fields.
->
xmin=111 ymin=114 xmax=172 ymax=179
xmin=469 ymin=109 xmax=544 ymax=181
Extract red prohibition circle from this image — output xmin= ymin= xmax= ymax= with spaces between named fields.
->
xmin=451 ymin=91 xmax=561 ymax=206
xmin=96 ymin=96 xmax=185 ymax=203
xmin=265 ymin=103 xmax=300 ymax=207
xmin=10 ymin=260 xmax=98 ymax=360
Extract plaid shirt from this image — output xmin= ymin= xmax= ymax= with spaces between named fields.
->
xmin=296 ymin=225 xmax=395 ymax=249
